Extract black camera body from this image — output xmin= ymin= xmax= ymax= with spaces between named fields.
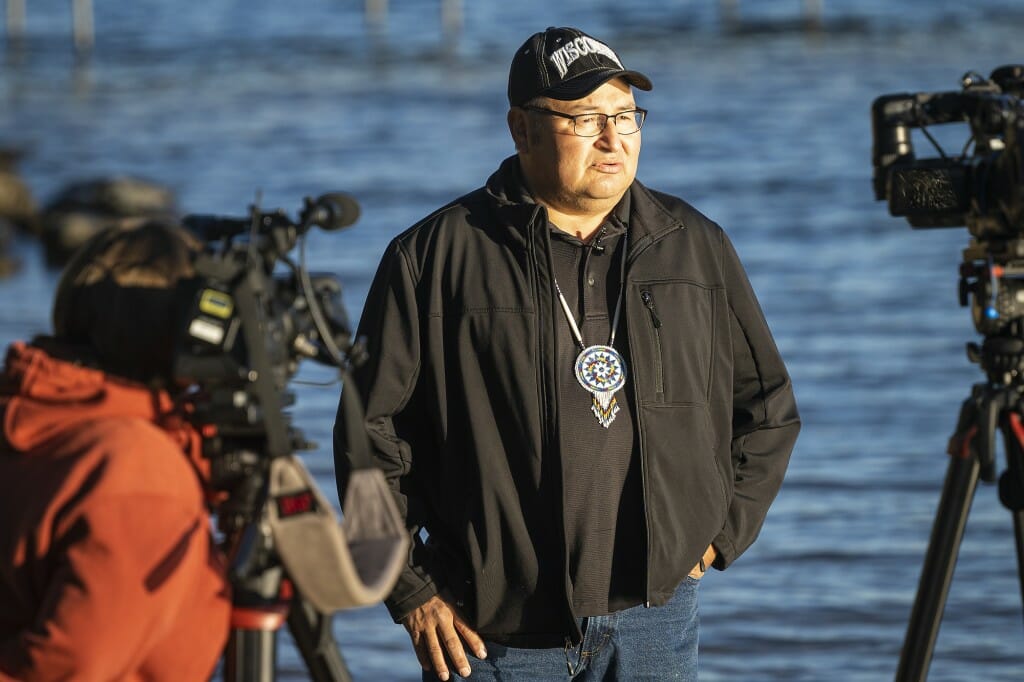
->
xmin=872 ymin=65 xmax=1024 ymax=238
xmin=174 ymin=195 xmax=360 ymax=524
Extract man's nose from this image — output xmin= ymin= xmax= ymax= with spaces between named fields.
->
xmin=596 ymin=120 xmax=623 ymax=150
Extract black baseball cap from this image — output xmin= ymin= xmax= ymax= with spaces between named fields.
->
xmin=508 ymin=27 xmax=653 ymax=107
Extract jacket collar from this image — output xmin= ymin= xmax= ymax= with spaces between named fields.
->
xmin=485 ymin=155 xmax=544 ymax=234
xmin=484 ymin=155 xmax=685 ymax=248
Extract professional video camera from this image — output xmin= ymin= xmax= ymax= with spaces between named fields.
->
xmin=872 ymin=64 xmax=1024 ymax=236
xmin=873 ymin=67 xmax=1024 ymax=682
xmin=176 ymin=195 xmax=407 ymax=682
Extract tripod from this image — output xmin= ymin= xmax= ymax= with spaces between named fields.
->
xmin=222 ymin=482 xmax=353 ymax=682
xmin=895 ymin=337 xmax=1024 ymax=681
xmin=213 ymin=399 xmax=406 ymax=682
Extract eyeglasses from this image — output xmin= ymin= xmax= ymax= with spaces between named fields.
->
xmin=521 ymin=105 xmax=647 ymax=137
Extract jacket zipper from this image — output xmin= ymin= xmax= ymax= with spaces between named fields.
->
xmin=629 ymin=227 xmax=680 ymax=608
xmin=640 ymin=289 xmax=665 ymax=396
xmin=632 ymin=283 xmax=653 ymax=608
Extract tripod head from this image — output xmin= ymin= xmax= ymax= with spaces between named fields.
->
xmin=959 ymin=245 xmax=1024 ymax=386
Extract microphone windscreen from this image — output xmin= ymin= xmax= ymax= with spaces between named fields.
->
xmin=309 ymin=193 xmax=361 ymax=231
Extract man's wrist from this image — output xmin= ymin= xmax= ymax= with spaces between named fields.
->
xmin=701 ymin=544 xmax=718 ymax=572
xmin=388 ymin=581 xmax=440 ymax=623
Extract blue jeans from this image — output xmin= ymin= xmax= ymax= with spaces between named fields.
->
xmin=423 ymin=576 xmax=700 ymax=681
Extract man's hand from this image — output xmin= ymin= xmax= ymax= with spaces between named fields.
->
xmin=689 ymin=544 xmax=718 ymax=579
xmin=402 ymin=595 xmax=487 ymax=681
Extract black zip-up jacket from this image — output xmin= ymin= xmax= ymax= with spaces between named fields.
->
xmin=334 ymin=156 xmax=800 ymax=647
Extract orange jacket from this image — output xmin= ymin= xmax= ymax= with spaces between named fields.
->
xmin=0 ymin=342 xmax=229 ymax=681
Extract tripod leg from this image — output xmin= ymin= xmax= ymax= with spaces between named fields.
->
xmin=225 ymin=627 xmax=279 ymax=682
xmin=287 ymin=596 xmax=353 ymax=682
xmin=225 ymin=602 xmax=290 ymax=682
xmin=223 ymin=550 xmax=290 ymax=682
xmin=1013 ymin=509 xmax=1024 ymax=628
xmin=896 ymin=452 xmax=981 ymax=682
xmin=1001 ymin=414 xmax=1024 ymax=631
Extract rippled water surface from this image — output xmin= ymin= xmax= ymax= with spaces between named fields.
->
xmin=2 ymin=2 xmax=1024 ymax=679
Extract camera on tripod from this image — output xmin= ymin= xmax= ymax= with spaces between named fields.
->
xmin=173 ymin=194 xmax=407 ymax=682
xmin=874 ymin=66 xmax=1024 ymax=362
xmin=872 ymin=67 xmax=1024 ymax=682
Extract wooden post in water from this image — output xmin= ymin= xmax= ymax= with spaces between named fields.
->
xmin=720 ymin=0 xmax=825 ymax=32
xmin=365 ymin=0 xmax=463 ymax=38
xmin=366 ymin=0 xmax=387 ymax=28
xmin=5 ymin=0 xmax=26 ymax=45
xmin=720 ymin=0 xmax=739 ymax=32
xmin=804 ymin=0 xmax=823 ymax=31
xmin=4 ymin=0 xmax=93 ymax=52
xmin=72 ymin=0 xmax=95 ymax=53
xmin=441 ymin=0 xmax=462 ymax=37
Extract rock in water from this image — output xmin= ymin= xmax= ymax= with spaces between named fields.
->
xmin=0 ymin=148 xmax=38 ymax=235
xmin=40 ymin=176 xmax=178 ymax=265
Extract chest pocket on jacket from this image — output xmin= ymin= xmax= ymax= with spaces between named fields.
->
xmin=633 ymin=280 xmax=718 ymax=405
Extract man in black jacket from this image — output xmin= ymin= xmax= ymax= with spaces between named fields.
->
xmin=334 ymin=26 xmax=800 ymax=681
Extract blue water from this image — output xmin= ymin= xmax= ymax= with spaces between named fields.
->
xmin=3 ymin=1 xmax=1024 ymax=679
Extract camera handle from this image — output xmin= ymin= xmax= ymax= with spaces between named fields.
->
xmin=895 ymin=380 xmax=1024 ymax=681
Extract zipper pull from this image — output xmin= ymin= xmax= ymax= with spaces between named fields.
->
xmin=640 ymin=290 xmax=662 ymax=328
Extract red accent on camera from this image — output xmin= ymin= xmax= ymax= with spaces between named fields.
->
xmin=276 ymin=490 xmax=317 ymax=517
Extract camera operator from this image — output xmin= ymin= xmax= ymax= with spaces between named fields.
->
xmin=0 ymin=222 xmax=229 ymax=681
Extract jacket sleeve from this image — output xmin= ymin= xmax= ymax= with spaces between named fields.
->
xmin=333 ymin=238 xmax=439 ymax=622
xmin=712 ymin=230 xmax=801 ymax=569
xmin=0 ymin=496 xmax=223 ymax=681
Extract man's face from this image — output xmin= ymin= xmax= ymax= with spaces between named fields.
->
xmin=513 ymin=78 xmax=641 ymax=218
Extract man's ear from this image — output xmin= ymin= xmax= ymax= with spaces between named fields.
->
xmin=508 ymin=108 xmax=529 ymax=153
